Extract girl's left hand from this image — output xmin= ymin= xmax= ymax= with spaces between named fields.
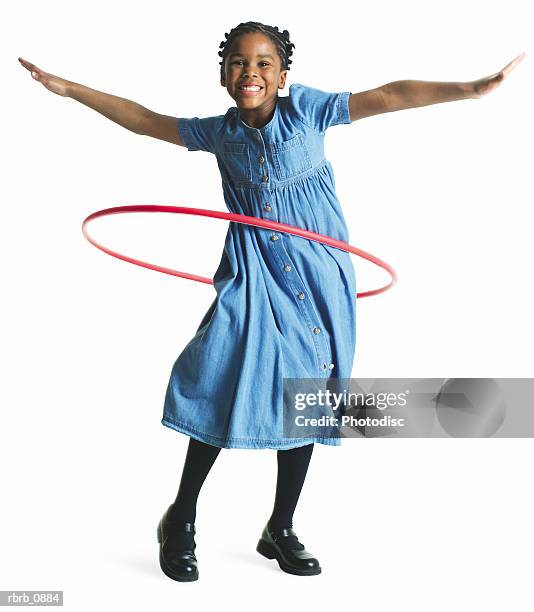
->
xmin=470 ymin=52 xmax=526 ymax=98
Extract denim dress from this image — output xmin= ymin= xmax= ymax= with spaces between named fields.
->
xmin=162 ymin=83 xmax=357 ymax=449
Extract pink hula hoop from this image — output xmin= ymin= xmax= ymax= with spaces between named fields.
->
xmin=81 ymin=204 xmax=397 ymax=298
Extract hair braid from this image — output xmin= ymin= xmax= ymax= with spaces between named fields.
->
xmin=218 ymin=21 xmax=295 ymax=73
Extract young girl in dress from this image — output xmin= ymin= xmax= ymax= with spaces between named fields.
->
xmin=19 ymin=22 xmax=523 ymax=583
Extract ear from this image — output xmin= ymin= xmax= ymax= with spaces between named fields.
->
xmin=278 ymin=70 xmax=288 ymax=90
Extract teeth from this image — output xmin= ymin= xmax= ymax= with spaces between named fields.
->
xmin=240 ymin=85 xmax=261 ymax=91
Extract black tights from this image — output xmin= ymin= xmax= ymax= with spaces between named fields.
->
xmin=167 ymin=437 xmax=314 ymax=532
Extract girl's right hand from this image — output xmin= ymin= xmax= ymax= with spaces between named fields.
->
xmin=18 ymin=57 xmax=71 ymax=97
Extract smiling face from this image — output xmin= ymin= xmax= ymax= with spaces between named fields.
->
xmin=220 ymin=32 xmax=288 ymax=116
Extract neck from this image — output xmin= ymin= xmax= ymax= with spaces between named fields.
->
xmin=238 ymin=98 xmax=278 ymax=129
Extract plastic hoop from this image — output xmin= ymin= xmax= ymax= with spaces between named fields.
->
xmin=81 ymin=204 xmax=397 ymax=298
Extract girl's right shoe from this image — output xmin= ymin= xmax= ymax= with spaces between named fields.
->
xmin=157 ymin=505 xmax=199 ymax=582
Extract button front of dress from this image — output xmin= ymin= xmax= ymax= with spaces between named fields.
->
xmin=228 ymin=112 xmax=338 ymax=382
xmin=163 ymin=83 xmax=356 ymax=449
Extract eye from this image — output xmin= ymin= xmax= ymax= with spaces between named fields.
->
xmin=231 ymin=60 xmax=270 ymax=67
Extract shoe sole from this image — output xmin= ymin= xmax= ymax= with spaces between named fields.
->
xmin=256 ymin=539 xmax=322 ymax=576
xmin=157 ymin=521 xmax=199 ymax=582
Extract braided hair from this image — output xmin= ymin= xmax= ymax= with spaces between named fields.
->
xmin=218 ymin=21 xmax=295 ymax=76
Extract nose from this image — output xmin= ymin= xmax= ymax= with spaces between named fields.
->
xmin=241 ymin=68 xmax=258 ymax=79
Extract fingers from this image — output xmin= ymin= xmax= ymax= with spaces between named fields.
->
xmin=502 ymin=52 xmax=526 ymax=78
xmin=18 ymin=57 xmax=42 ymax=81
xmin=18 ymin=57 xmax=36 ymax=71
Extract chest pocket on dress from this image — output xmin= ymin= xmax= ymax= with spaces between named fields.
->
xmin=222 ymin=142 xmax=252 ymax=182
xmin=270 ymin=133 xmax=312 ymax=180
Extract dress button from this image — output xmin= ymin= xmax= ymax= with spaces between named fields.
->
xmin=329 ymin=363 xmax=335 ymax=369
xmin=298 ymin=292 xmax=305 ymax=300
xmin=258 ymin=155 xmax=265 ymax=164
xmin=283 ymin=265 xmax=292 ymax=272
xmin=313 ymin=327 xmax=321 ymax=334
xmin=270 ymin=234 xmax=279 ymax=241
xmin=261 ymin=174 xmax=269 ymax=182
xmin=264 ymin=204 xmax=272 ymax=212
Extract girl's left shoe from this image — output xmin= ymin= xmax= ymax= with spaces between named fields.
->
xmin=256 ymin=523 xmax=322 ymax=576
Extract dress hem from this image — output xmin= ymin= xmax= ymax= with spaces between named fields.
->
xmin=161 ymin=415 xmax=342 ymax=450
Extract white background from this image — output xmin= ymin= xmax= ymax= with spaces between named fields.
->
xmin=2 ymin=0 xmax=533 ymax=610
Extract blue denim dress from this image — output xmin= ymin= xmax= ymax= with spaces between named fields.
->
xmin=162 ymin=83 xmax=357 ymax=449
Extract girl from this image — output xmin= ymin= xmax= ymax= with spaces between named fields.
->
xmin=19 ymin=22 xmax=523 ymax=583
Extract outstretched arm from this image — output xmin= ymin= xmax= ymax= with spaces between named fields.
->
xmin=18 ymin=56 xmax=186 ymax=146
xmin=348 ymin=52 xmax=525 ymax=122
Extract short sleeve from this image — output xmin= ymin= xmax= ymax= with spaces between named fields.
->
xmin=288 ymin=83 xmax=352 ymax=133
xmin=177 ymin=115 xmax=223 ymax=153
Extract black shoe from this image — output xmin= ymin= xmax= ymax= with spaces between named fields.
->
xmin=256 ymin=523 xmax=322 ymax=576
xmin=157 ymin=505 xmax=199 ymax=582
